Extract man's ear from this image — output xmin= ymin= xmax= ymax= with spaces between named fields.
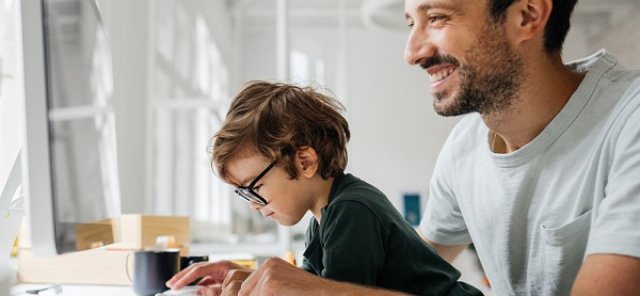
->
xmin=295 ymin=146 xmax=319 ymax=179
xmin=508 ymin=0 xmax=552 ymax=45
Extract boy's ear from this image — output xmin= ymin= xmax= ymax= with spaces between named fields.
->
xmin=295 ymin=146 xmax=319 ymax=179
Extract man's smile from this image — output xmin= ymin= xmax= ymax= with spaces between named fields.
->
xmin=429 ymin=67 xmax=456 ymax=83
xmin=428 ymin=66 xmax=457 ymax=91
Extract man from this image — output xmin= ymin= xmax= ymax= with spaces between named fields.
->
xmin=168 ymin=0 xmax=640 ymax=295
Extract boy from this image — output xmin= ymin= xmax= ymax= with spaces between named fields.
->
xmin=173 ymin=81 xmax=482 ymax=296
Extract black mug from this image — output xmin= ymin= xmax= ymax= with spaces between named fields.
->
xmin=127 ymin=249 xmax=180 ymax=296
xmin=180 ymin=255 xmax=209 ymax=270
xmin=180 ymin=255 xmax=209 ymax=286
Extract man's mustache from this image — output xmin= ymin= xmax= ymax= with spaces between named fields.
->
xmin=419 ymin=55 xmax=460 ymax=70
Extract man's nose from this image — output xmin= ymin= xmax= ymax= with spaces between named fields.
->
xmin=404 ymin=28 xmax=436 ymax=66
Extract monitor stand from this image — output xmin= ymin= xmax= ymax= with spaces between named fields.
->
xmin=1 ymin=152 xmax=24 ymax=266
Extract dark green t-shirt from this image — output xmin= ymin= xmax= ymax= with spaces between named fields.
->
xmin=301 ymin=173 xmax=482 ymax=296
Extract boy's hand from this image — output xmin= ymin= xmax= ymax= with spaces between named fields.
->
xmin=166 ymin=260 xmax=251 ymax=291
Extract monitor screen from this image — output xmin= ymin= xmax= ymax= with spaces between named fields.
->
xmin=21 ymin=0 xmax=120 ymax=256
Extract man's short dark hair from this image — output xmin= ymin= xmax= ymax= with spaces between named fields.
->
xmin=488 ymin=0 xmax=579 ymax=53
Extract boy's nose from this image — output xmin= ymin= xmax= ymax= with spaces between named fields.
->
xmin=250 ymin=201 xmax=263 ymax=211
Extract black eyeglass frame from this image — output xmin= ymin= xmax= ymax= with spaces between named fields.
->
xmin=234 ymin=163 xmax=275 ymax=206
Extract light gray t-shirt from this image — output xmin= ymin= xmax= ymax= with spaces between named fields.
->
xmin=420 ymin=50 xmax=640 ymax=296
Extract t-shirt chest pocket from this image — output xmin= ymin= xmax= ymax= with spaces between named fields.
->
xmin=539 ymin=210 xmax=592 ymax=294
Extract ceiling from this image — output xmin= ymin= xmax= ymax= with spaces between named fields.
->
xmin=227 ymin=0 xmax=640 ymax=39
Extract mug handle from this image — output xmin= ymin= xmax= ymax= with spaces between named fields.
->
xmin=125 ymin=252 xmax=134 ymax=283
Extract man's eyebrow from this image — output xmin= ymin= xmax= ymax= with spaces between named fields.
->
xmin=405 ymin=2 xmax=460 ymax=20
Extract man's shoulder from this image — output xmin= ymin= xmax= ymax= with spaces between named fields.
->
xmin=593 ymin=64 xmax=640 ymax=124
xmin=588 ymin=50 xmax=640 ymax=96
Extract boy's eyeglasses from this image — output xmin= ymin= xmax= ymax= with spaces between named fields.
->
xmin=234 ymin=163 xmax=275 ymax=206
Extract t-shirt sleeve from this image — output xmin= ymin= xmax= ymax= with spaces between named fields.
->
xmin=319 ymin=200 xmax=386 ymax=286
xmin=420 ymin=130 xmax=472 ymax=245
xmin=587 ymin=100 xmax=640 ymax=258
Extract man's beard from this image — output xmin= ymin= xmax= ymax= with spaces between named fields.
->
xmin=427 ymin=22 xmax=526 ymax=117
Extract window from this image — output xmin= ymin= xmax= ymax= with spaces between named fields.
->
xmin=148 ymin=4 xmax=279 ymax=250
xmin=0 ymin=0 xmax=23 ymax=181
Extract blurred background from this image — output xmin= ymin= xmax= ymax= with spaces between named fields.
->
xmin=2 ymin=0 xmax=640 ymax=293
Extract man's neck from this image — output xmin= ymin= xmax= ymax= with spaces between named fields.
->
xmin=484 ymin=53 xmax=587 ymax=153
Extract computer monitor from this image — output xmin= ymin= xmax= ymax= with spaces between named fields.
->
xmin=20 ymin=0 xmax=120 ymax=256
xmin=0 ymin=265 xmax=8 ymax=296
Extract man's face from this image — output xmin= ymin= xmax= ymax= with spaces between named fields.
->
xmin=404 ymin=0 xmax=525 ymax=116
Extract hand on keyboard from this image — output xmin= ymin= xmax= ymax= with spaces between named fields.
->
xmin=155 ymin=285 xmax=203 ymax=296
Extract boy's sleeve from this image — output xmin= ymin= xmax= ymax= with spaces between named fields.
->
xmin=300 ymin=219 xmax=318 ymax=273
xmin=319 ymin=200 xmax=386 ymax=286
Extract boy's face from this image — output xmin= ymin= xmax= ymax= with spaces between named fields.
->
xmin=225 ymin=153 xmax=315 ymax=226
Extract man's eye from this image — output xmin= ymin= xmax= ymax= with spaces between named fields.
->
xmin=253 ymin=185 xmax=262 ymax=191
xmin=429 ymin=15 xmax=446 ymax=23
xmin=407 ymin=22 xmax=414 ymax=28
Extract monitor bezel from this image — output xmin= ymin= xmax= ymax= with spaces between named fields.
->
xmin=21 ymin=0 xmax=61 ymax=257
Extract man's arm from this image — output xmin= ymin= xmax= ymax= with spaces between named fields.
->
xmin=238 ymin=258 xmax=414 ymax=296
xmin=417 ymin=228 xmax=467 ymax=263
xmin=571 ymin=254 xmax=640 ymax=296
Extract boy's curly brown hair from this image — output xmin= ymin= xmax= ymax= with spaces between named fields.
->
xmin=211 ymin=81 xmax=350 ymax=182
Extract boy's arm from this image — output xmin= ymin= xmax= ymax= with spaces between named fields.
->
xmin=318 ymin=200 xmax=387 ymax=285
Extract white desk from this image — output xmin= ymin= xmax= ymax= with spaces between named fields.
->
xmin=10 ymin=284 xmax=136 ymax=296
xmin=6 ymin=249 xmax=259 ymax=296
xmin=7 ymin=256 xmax=135 ymax=296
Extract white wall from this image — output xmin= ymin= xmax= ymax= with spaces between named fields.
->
xmin=100 ymin=1 xmax=152 ymax=214
xmin=347 ymin=28 xmax=459 ymax=209
xmin=242 ymin=25 xmax=459 ymax=210
xmin=564 ymin=8 xmax=640 ymax=68
xmin=587 ymin=9 xmax=640 ymax=69
xmin=100 ymin=0 xmax=235 ymax=214
xmin=101 ymin=1 xmax=640 ymax=216
xmin=563 ymin=23 xmax=591 ymax=62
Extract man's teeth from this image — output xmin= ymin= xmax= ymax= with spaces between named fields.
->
xmin=430 ymin=68 xmax=454 ymax=83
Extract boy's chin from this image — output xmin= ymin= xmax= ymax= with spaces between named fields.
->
xmin=276 ymin=217 xmax=303 ymax=226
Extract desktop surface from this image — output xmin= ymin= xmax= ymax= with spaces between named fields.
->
xmin=10 ymin=283 xmax=136 ymax=296
xmin=10 ymin=284 xmax=203 ymax=296
xmin=8 ymin=257 xmax=134 ymax=296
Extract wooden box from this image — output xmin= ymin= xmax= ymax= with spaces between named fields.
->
xmin=18 ymin=215 xmax=189 ymax=285
xmin=74 ymin=214 xmax=190 ymax=252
